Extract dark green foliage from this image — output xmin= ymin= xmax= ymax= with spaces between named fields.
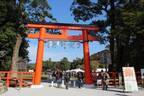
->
xmin=70 ymin=58 xmax=83 ymax=69
xmin=43 ymin=58 xmax=55 ymax=71
xmin=0 ymin=0 xmax=17 ymax=70
xmin=123 ymin=1 xmax=144 ymax=70
xmin=25 ymin=0 xmax=56 ymax=22
xmin=42 ymin=57 xmax=83 ymax=71
xmin=59 ymin=57 xmax=70 ymax=71
xmin=71 ymin=0 xmax=144 ymax=71
xmin=0 ymin=0 xmax=55 ymax=70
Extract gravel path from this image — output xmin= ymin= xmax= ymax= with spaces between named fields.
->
xmin=1 ymin=83 xmax=144 ymax=96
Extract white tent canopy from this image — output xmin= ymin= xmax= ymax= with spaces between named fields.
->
xmin=66 ymin=68 xmax=84 ymax=73
xmin=70 ymin=68 xmax=84 ymax=73
xmin=66 ymin=69 xmax=71 ymax=72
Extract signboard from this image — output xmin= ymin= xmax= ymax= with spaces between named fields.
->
xmin=141 ymin=69 xmax=144 ymax=79
xmin=122 ymin=67 xmax=138 ymax=91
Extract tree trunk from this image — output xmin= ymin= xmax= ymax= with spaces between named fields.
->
xmin=109 ymin=35 xmax=115 ymax=70
xmin=115 ymin=37 xmax=123 ymax=71
xmin=11 ymin=34 xmax=22 ymax=77
xmin=109 ymin=0 xmax=116 ymax=71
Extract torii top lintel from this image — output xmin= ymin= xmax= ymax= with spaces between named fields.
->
xmin=26 ymin=22 xmax=99 ymax=31
xmin=26 ymin=22 xmax=99 ymax=41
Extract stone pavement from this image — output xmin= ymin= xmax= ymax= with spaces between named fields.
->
xmin=1 ymin=83 xmax=144 ymax=96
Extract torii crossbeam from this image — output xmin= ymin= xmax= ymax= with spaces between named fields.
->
xmin=26 ymin=22 xmax=99 ymax=86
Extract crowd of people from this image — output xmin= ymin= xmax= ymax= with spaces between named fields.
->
xmin=48 ymin=68 xmax=110 ymax=90
xmin=48 ymin=68 xmax=84 ymax=89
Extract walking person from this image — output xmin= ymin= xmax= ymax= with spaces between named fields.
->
xmin=55 ymin=69 xmax=63 ymax=88
xmin=64 ymin=72 xmax=70 ymax=89
xmin=50 ymin=71 xmax=56 ymax=87
xmin=100 ymin=70 xmax=104 ymax=87
xmin=77 ymin=72 xmax=83 ymax=88
xmin=102 ymin=71 xmax=110 ymax=90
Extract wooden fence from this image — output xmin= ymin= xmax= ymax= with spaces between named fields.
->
xmin=0 ymin=71 xmax=34 ymax=87
xmin=92 ymin=71 xmax=142 ymax=86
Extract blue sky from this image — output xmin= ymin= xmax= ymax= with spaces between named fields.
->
xmin=28 ymin=0 xmax=106 ymax=63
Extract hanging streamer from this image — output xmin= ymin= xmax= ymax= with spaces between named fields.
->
xmin=47 ymin=41 xmax=53 ymax=48
xmin=63 ymin=42 xmax=67 ymax=49
xmin=52 ymin=41 xmax=57 ymax=48
xmin=47 ymin=41 xmax=49 ymax=48
xmin=47 ymin=40 xmax=81 ymax=48
xmin=60 ymin=41 xmax=64 ymax=47
xmin=76 ymin=42 xmax=81 ymax=48
xmin=69 ymin=42 xmax=75 ymax=48
xmin=56 ymin=41 xmax=60 ymax=46
xmin=50 ymin=41 xmax=53 ymax=47
xmin=60 ymin=41 xmax=66 ymax=49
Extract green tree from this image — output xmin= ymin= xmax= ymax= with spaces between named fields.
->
xmin=116 ymin=0 xmax=144 ymax=70
xmin=0 ymin=0 xmax=17 ymax=70
xmin=70 ymin=0 xmax=144 ymax=71
xmin=27 ymin=63 xmax=35 ymax=70
xmin=0 ymin=0 xmax=55 ymax=73
xmin=70 ymin=0 xmax=123 ymax=70
xmin=43 ymin=58 xmax=55 ymax=71
xmin=59 ymin=57 xmax=70 ymax=71
xmin=70 ymin=57 xmax=83 ymax=69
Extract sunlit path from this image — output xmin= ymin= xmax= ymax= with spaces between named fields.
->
xmin=2 ymin=83 xmax=144 ymax=96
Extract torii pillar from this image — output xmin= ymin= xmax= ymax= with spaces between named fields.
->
xmin=83 ymin=30 xmax=93 ymax=84
xmin=34 ymin=27 xmax=46 ymax=85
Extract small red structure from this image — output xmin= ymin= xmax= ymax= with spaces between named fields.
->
xmin=26 ymin=23 xmax=99 ymax=85
xmin=0 ymin=71 xmax=34 ymax=87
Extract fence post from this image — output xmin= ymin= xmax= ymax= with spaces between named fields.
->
xmin=114 ymin=72 xmax=116 ymax=87
xmin=6 ymin=71 xmax=10 ymax=87
xmin=32 ymin=72 xmax=35 ymax=85
xmin=19 ymin=72 xmax=23 ymax=87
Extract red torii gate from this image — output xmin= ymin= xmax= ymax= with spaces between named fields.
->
xmin=26 ymin=23 xmax=99 ymax=85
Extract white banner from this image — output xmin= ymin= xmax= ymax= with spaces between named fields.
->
xmin=122 ymin=67 xmax=138 ymax=91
